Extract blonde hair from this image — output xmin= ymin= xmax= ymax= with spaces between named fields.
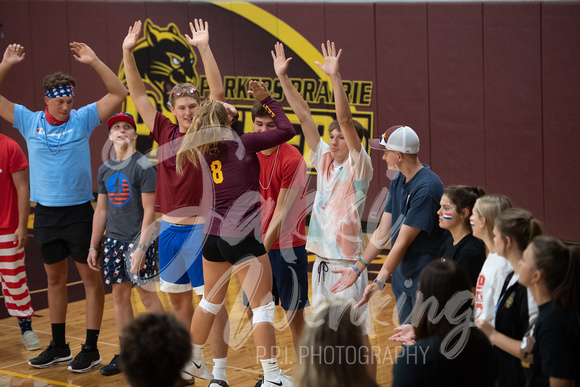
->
xmin=175 ymin=100 xmax=230 ymax=172
xmin=168 ymin=82 xmax=201 ymax=107
xmin=295 ymin=300 xmax=378 ymax=387
xmin=473 ymin=195 xmax=513 ymax=241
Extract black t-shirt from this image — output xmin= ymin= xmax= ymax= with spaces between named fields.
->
xmin=524 ymin=301 xmax=580 ymax=386
xmin=392 ymin=329 xmax=498 ymax=386
xmin=495 ymin=272 xmax=531 ymax=387
xmin=440 ymin=233 xmax=486 ymax=287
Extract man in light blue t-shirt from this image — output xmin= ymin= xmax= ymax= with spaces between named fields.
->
xmin=0 ymin=42 xmax=127 ymax=373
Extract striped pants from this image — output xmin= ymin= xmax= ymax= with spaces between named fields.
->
xmin=0 ymin=233 xmax=34 ymax=318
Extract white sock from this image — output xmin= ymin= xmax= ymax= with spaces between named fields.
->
xmin=212 ymin=357 xmax=228 ymax=381
xmin=261 ymin=357 xmax=280 ymax=382
xmin=193 ymin=344 xmax=204 ymax=362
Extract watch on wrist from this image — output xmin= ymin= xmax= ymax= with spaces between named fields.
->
xmin=136 ymin=243 xmax=147 ymax=251
xmin=373 ymin=278 xmax=385 ymax=291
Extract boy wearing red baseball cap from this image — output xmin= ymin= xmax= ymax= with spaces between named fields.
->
xmin=87 ymin=112 xmax=164 ymax=376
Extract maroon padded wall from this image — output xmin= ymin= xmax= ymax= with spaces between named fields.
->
xmin=542 ymin=4 xmax=580 ymax=241
xmin=374 ymin=3 xmax=431 ymax=198
xmin=429 ymin=3 xmax=486 ymax=187
xmin=483 ymin=3 xmax=543 ymax=219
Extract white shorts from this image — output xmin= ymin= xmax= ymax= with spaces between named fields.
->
xmin=311 ymin=256 xmax=370 ymax=335
xmin=160 ymin=279 xmax=204 ymax=296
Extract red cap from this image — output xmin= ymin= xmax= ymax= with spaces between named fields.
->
xmin=107 ymin=112 xmax=136 ymax=129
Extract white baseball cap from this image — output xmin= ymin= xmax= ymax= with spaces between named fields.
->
xmin=369 ymin=125 xmax=420 ymax=154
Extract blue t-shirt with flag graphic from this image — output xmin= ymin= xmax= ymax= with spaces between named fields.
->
xmin=13 ymin=103 xmax=100 ymax=206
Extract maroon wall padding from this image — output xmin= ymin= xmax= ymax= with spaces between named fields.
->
xmin=428 ymin=4 xmax=486 ymax=188
xmin=483 ymin=3 xmax=544 ymax=219
xmin=373 ymin=3 xmax=430 ymax=223
xmin=0 ymin=0 xmax=34 ymax=155
xmin=541 ymin=4 xmax=580 ymax=241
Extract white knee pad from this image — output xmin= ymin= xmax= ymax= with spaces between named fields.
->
xmin=199 ymin=297 xmax=223 ymax=315
xmin=252 ymin=301 xmax=275 ymax=324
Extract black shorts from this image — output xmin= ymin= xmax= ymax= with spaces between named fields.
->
xmin=202 ymin=234 xmax=266 ymax=265
xmin=33 ymin=201 xmax=93 ymax=265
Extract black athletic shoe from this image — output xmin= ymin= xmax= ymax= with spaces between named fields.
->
xmin=28 ymin=341 xmax=72 ymax=368
xmin=100 ymin=353 xmax=121 ymax=376
xmin=67 ymin=344 xmax=102 ymax=373
xmin=253 ymin=375 xmax=264 ymax=387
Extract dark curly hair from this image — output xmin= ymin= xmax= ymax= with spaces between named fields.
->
xmin=42 ymin=72 xmax=76 ymax=91
xmin=120 ymin=313 xmax=192 ymax=387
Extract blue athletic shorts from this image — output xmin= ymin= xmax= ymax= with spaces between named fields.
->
xmin=243 ymin=245 xmax=309 ymax=311
xmin=158 ymin=221 xmax=204 ymax=289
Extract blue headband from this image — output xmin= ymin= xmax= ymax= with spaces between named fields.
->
xmin=45 ymin=85 xmax=74 ymax=98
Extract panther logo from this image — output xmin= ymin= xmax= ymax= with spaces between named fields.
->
xmin=118 ymin=19 xmax=199 ymax=140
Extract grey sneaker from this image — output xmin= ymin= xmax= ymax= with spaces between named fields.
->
xmin=67 ymin=344 xmax=102 ymax=373
xmin=28 ymin=341 xmax=72 ymax=368
xmin=21 ymin=330 xmax=42 ymax=351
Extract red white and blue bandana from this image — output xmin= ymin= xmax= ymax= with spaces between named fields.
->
xmin=45 ymin=85 xmax=75 ymax=99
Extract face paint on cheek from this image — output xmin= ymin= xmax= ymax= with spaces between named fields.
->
xmin=443 ymin=213 xmax=453 ymax=220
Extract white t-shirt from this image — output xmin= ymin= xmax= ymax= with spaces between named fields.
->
xmin=474 ymin=252 xmax=513 ymax=325
xmin=306 ymin=140 xmax=373 ymax=260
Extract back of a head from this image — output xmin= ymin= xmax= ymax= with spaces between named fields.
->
xmin=474 ymin=195 xmax=513 ymax=241
xmin=120 ymin=313 xmax=192 ymax=387
xmin=296 ymin=300 xmax=378 ymax=387
xmin=192 ymin=99 xmax=229 ymax=130
xmin=496 ymin=208 xmax=543 ymax=252
xmin=414 ymin=261 xmax=473 ymax=341
xmin=530 ymin=235 xmax=580 ymax=324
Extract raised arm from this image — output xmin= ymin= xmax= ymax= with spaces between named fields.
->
xmin=185 ymin=19 xmax=225 ymax=102
xmin=122 ymin=21 xmax=157 ymax=131
xmin=315 ymin=41 xmax=362 ymax=158
xmin=246 ymin=81 xmax=295 ymax=152
xmin=271 ymin=42 xmax=319 ymax=152
xmin=70 ymin=42 xmax=127 ymax=123
xmin=0 ymin=44 xmax=26 ymax=124
xmin=12 ymin=167 xmax=30 ymax=250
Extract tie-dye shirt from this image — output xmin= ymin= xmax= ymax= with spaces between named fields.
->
xmin=306 ymin=140 xmax=373 ymax=260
